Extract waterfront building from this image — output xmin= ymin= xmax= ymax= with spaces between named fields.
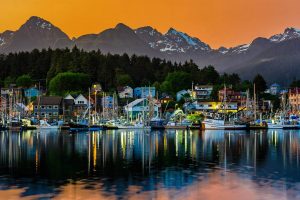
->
xmin=265 ymin=83 xmax=281 ymax=95
xmin=134 ymin=87 xmax=156 ymax=98
xmin=65 ymin=94 xmax=91 ymax=116
xmin=289 ymin=88 xmax=300 ymax=112
xmin=160 ymin=95 xmax=174 ymax=104
xmin=24 ymin=87 xmax=40 ymax=98
xmin=118 ymin=86 xmax=133 ymax=98
xmin=270 ymin=83 xmax=281 ymax=95
xmin=102 ymin=96 xmax=114 ymax=109
xmin=176 ymin=90 xmax=189 ymax=101
xmin=124 ymin=98 xmax=160 ymax=120
xmin=191 ymin=85 xmax=213 ymax=100
xmin=33 ymin=96 xmax=63 ymax=120
xmin=63 ymin=98 xmax=75 ymax=121
xmin=218 ymin=87 xmax=247 ymax=106
xmin=185 ymin=101 xmax=239 ymax=113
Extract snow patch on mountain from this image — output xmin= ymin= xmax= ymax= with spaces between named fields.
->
xmin=232 ymin=44 xmax=250 ymax=54
xmin=135 ymin=26 xmax=211 ymax=54
xmin=0 ymin=37 xmax=5 ymax=46
xmin=270 ymin=27 xmax=300 ymax=43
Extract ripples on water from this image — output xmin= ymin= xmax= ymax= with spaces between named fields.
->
xmin=0 ymin=130 xmax=300 ymax=199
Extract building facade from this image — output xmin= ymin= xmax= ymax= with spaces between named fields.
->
xmin=118 ymin=86 xmax=133 ymax=98
xmin=134 ymin=87 xmax=156 ymax=98
xmin=33 ymin=96 xmax=63 ymax=120
xmin=289 ymin=88 xmax=300 ymax=112
xmin=191 ymin=85 xmax=213 ymax=100
xmin=218 ymin=87 xmax=247 ymax=105
xmin=24 ymin=87 xmax=40 ymax=98
xmin=124 ymin=98 xmax=159 ymax=120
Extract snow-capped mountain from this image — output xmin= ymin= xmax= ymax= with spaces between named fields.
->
xmin=0 ymin=30 xmax=14 ymax=47
xmin=0 ymin=16 xmax=72 ymax=53
xmin=1 ymin=16 xmax=300 ymax=84
xmin=270 ymin=27 xmax=300 ymax=43
xmin=135 ymin=27 xmax=211 ymax=54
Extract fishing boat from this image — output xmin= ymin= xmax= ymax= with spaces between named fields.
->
xmin=150 ymin=117 xmax=165 ymax=130
xmin=116 ymin=120 xmax=150 ymax=129
xmin=7 ymin=119 xmax=22 ymax=131
xmin=69 ymin=119 xmax=89 ymax=132
xmin=202 ymin=118 xmax=247 ymax=130
xmin=164 ymin=119 xmax=192 ymax=129
xmin=202 ymin=85 xmax=247 ymax=130
xmin=21 ymin=119 xmax=37 ymax=130
xmin=37 ymin=120 xmax=59 ymax=130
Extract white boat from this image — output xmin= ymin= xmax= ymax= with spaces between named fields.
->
xmin=116 ymin=121 xmax=150 ymax=129
xmin=37 ymin=120 xmax=59 ymax=130
xmin=202 ymin=118 xmax=247 ymax=130
xmin=267 ymin=114 xmax=299 ymax=129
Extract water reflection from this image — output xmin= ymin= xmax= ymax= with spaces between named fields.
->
xmin=0 ymin=129 xmax=300 ymax=199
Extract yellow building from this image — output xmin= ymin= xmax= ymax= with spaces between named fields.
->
xmin=289 ymin=88 xmax=300 ymax=112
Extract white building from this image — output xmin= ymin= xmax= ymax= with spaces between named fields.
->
xmin=124 ymin=98 xmax=160 ymax=120
xmin=185 ymin=101 xmax=238 ymax=112
xmin=118 ymin=86 xmax=133 ymax=98
xmin=192 ymin=85 xmax=213 ymax=100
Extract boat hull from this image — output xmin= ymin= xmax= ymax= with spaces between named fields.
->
xmin=202 ymin=120 xmax=247 ymax=130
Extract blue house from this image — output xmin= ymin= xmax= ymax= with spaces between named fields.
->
xmin=134 ymin=87 xmax=156 ymax=98
xmin=24 ymin=87 xmax=40 ymax=98
xmin=270 ymin=83 xmax=281 ymax=95
xmin=102 ymin=96 xmax=114 ymax=109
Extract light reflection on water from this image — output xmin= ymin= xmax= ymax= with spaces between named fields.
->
xmin=0 ymin=129 xmax=300 ymax=199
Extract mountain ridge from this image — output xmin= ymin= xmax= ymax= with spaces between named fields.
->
xmin=1 ymin=16 xmax=300 ymax=85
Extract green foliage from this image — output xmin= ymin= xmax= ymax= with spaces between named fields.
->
xmin=260 ymin=93 xmax=280 ymax=111
xmin=290 ymin=80 xmax=300 ymax=88
xmin=253 ymin=74 xmax=267 ymax=94
xmin=219 ymin=73 xmax=241 ymax=87
xmin=4 ymin=76 xmax=15 ymax=87
xmin=186 ymin=113 xmax=204 ymax=123
xmin=0 ymin=48 xmax=269 ymax=100
xmin=16 ymin=74 xmax=33 ymax=88
xmin=161 ymin=71 xmax=191 ymax=95
xmin=210 ymin=85 xmax=223 ymax=101
xmin=116 ymin=73 xmax=133 ymax=86
xmin=49 ymin=72 xmax=91 ymax=96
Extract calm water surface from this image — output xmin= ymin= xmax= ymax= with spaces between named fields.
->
xmin=0 ymin=129 xmax=300 ymax=200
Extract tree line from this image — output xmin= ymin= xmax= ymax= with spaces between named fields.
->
xmin=0 ymin=47 xmax=270 ymax=98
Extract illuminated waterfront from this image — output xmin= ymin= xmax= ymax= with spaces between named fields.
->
xmin=0 ymin=130 xmax=300 ymax=199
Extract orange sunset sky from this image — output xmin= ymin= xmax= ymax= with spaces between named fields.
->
xmin=1 ymin=0 xmax=300 ymax=48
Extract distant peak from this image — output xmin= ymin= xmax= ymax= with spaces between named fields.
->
xmin=27 ymin=16 xmax=46 ymax=23
xmin=270 ymin=27 xmax=300 ymax=43
xmin=137 ymin=26 xmax=155 ymax=31
xmin=24 ymin=16 xmax=53 ymax=30
xmin=115 ymin=23 xmax=132 ymax=30
xmin=167 ymin=27 xmax=178 ymax=34
xmin=284 ymin=27 xmax=300 ymax=33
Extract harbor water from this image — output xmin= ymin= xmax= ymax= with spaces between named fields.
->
xmin=0 ymin=129 xmax=300 ymax=199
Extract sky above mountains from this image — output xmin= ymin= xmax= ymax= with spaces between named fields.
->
xmin=1 ymin=0 xmax=300 ymax=48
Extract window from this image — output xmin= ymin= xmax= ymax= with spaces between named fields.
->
xmin=49 ymin=113 xmax=52 ymax=116
xmin=34 ymin=106 xmax=38 ymax=109
xmin=53 ymin=112 xmax=58 ymax=116
xmin=41 ymin=106 xmax=45 ymax=109
xmin=48 ymin=106 xmax=52 ymax=109
xmin=34 ymin=113 xmax=38 ymax=116
xmin=53 ymin=105 xmax=58 ymax=109
xmin=41 ymin=113 xmax=45 ymax=116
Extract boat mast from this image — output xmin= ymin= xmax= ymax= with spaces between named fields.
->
xmin=88 ymin=87 xmax=91 ymax=125
xmin=253 ymin=84 xmax=257 ymax=121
